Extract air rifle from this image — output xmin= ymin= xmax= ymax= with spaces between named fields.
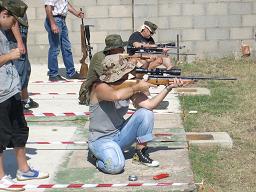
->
xmin=110 ymin=75 xmax=237 ymax=90
xmin=79 ymin=8 xmax=93 ymax=78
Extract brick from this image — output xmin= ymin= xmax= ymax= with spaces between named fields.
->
xmin=73 ymin=0 xmax=97 ymax=6
xmin=91 ymin=31 xmax=108 ymax=44
xmin=36 ymin=7 xmax=46 ymax=19
xmin=157 ymin=17 xmax=169 ymax=29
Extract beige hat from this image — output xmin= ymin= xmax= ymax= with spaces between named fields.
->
xmin=99 ymin=54 xmax=136 ymax=83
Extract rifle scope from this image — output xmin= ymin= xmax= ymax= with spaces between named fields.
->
xmin=135 ymin=67 xmax=181 ymax=76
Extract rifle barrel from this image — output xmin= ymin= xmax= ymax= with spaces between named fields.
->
xmin=148 ymin=75 xmax=237 ymax=81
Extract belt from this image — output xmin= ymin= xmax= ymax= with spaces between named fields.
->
xmin=53 ymin=15 xmax=66 ymax=19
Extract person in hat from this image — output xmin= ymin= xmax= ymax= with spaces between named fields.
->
xmin=79 ymin=34 xmax=128 ymax=105
xmin=127 ymin=21 xmax=174 ymax=70
xmin=6 ymin=13 xmax=39 ymax=112
xmin=0 ymin=0 xmax=49 ymax=190
xmin=86 ymin=36 xmax=185 ymax=174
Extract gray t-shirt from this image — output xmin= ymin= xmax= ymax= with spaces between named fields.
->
xmin=88 ymin=100 xmax=129 ymax=142
xmin=0 ymin=30 xmax=21 ymax=103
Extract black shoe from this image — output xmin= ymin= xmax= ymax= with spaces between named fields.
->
xmin=49 ymin=75 xmax=65 ymax=81
xmin=67 ymin=72 xmax=85 ymax=80
xmin=87 ymin=150 xmax=97 ymax=166
xmin=132 ymin=147 xmax=159 ymax=167
xmin=22 ymin=98 xmax=39 ymax=110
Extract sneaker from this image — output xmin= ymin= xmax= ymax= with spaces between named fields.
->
xmin=16 ymin=167 xmax=49 ymax=181
xmin=22 ymin=98 xmax=39 ymax=110
xmin=0 ymin=175 xmax=24 ymax=191
xmin=66 ymin=72 xmax=85 ymax=80
xmin=132 ymin=147 xmax=159 ymax=167
xmin=49 ymin=75 xmax=65 ymax=81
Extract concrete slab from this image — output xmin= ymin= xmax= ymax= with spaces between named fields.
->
xmin=187 ymin=132 xmax=233 ymax=148
xmin=173 ymin=87 xmax=211 ymax=96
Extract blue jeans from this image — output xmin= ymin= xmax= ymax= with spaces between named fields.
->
xmin=7 ymin=26 xmax=31 ymax=89
xmin=44 ymin=17 xmax=75 ymax=77
xmin=88 ymin=108 xmax=154 ymax=174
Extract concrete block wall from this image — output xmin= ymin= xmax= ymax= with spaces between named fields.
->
xmin=23 ymin=0 xmax=256 ymax=64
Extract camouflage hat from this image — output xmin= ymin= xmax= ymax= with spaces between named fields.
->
xmin=0 ymin=0 xmax=28 ymax=27
xmin=100 ymin=54 xmax=136 ymax=83
xmin=144 ymin=21 xmax=158 ymax=34
xmin=103 ymin=34 xmax=128 ymax=53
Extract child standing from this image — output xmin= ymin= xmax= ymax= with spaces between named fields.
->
xmin=0 ymin=0 xmax=49 ymax=191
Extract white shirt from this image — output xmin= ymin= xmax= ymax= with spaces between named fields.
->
xmin=44 ymin=0 xmax=68 ymax=16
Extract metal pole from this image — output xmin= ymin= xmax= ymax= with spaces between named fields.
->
xmin=177 ymin=34 xmax=180 ymax=62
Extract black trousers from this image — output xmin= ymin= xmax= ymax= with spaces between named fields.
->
xmin=0 ymin=94 xmax=29 ymax=153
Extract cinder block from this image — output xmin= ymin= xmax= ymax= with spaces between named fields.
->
xmin=218 ymin=15 xmax=241 ymax=27
xmin=193 ymin=16 xmax=218 ymax=28
xmin=194 ymin=40 xmax=218 ymax=53
xmin=230 ymin=28 xmax=253 ymax=39
xmin=97 ymin=0 xmax=120 ymax=5
xmin=27 ymin=19 xmax=45 ymax=32
xmin=207 ymin=3 xmax=228 ymax=15
xmin=28 ymin=45 xmax=49 ymax=58
xmin=36 ymin=7 xmax=46 ymax=19
xmin=134 ymin=5 xmax=158 ymax=17
xmin=182 ymin=29 xmax=205 ymax=41
xmin=159 ymin=4 xmax=181 ymax=16
xmin=26 ymin=8 xmax=36 ymax=20
xmin=229 ymin=3 xmax=252 ymax=15
xmin=158 ymin=29 xmax=181 ymax=42
xmin=109 ymin=6 xmax=132 ymax=18
xmin=86 ymin=6 xmax=109 ymax=18
xmin=218 ymin=40 xmax=240 ymax=53
xmin=242 ymin=15 xmax=256 ymax=27
xmin=157 ymin=17 xmax=169 ymax=29
xmin=35 ymin=33 xmax=49 ymax=45
xmin=206 ymin=28 xmax=229 ymax=40
xmin=182 ymin=4 xmax=205 ymax=15
xmin=73 ymin=0 xmax=97 ymax=6
xmin=170 ymin=16 xmax=193 ymax=28
xmin=134 ymin=0 xmax=157 ymax=5
xmin=91 ymin=31 xmax=108 ymax=44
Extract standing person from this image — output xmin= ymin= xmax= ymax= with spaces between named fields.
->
xmin=86 ymin=35 xmax=185 ymax=174
xmin=127 ymin=21 xmax=174 ymax=70
xmin=44 ymin=0 xmax=84 ymax=81
xmin=0 ymin=0 xmax=49 ymax=190
xmin=6 ymin=14 xmax=39 ymax=111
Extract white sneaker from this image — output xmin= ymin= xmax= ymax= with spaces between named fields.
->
xmin=16 ymin=167 xmax=49 ymax=181
xmin=0 ymin=175 xmax=24 ymax=191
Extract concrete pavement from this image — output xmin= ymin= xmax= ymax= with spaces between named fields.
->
xmin=3 ymin=63 xmax=196 ymax=191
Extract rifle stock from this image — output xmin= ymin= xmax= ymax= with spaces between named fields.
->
xmin=79 ymin=8 xmax=88 ymax=78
